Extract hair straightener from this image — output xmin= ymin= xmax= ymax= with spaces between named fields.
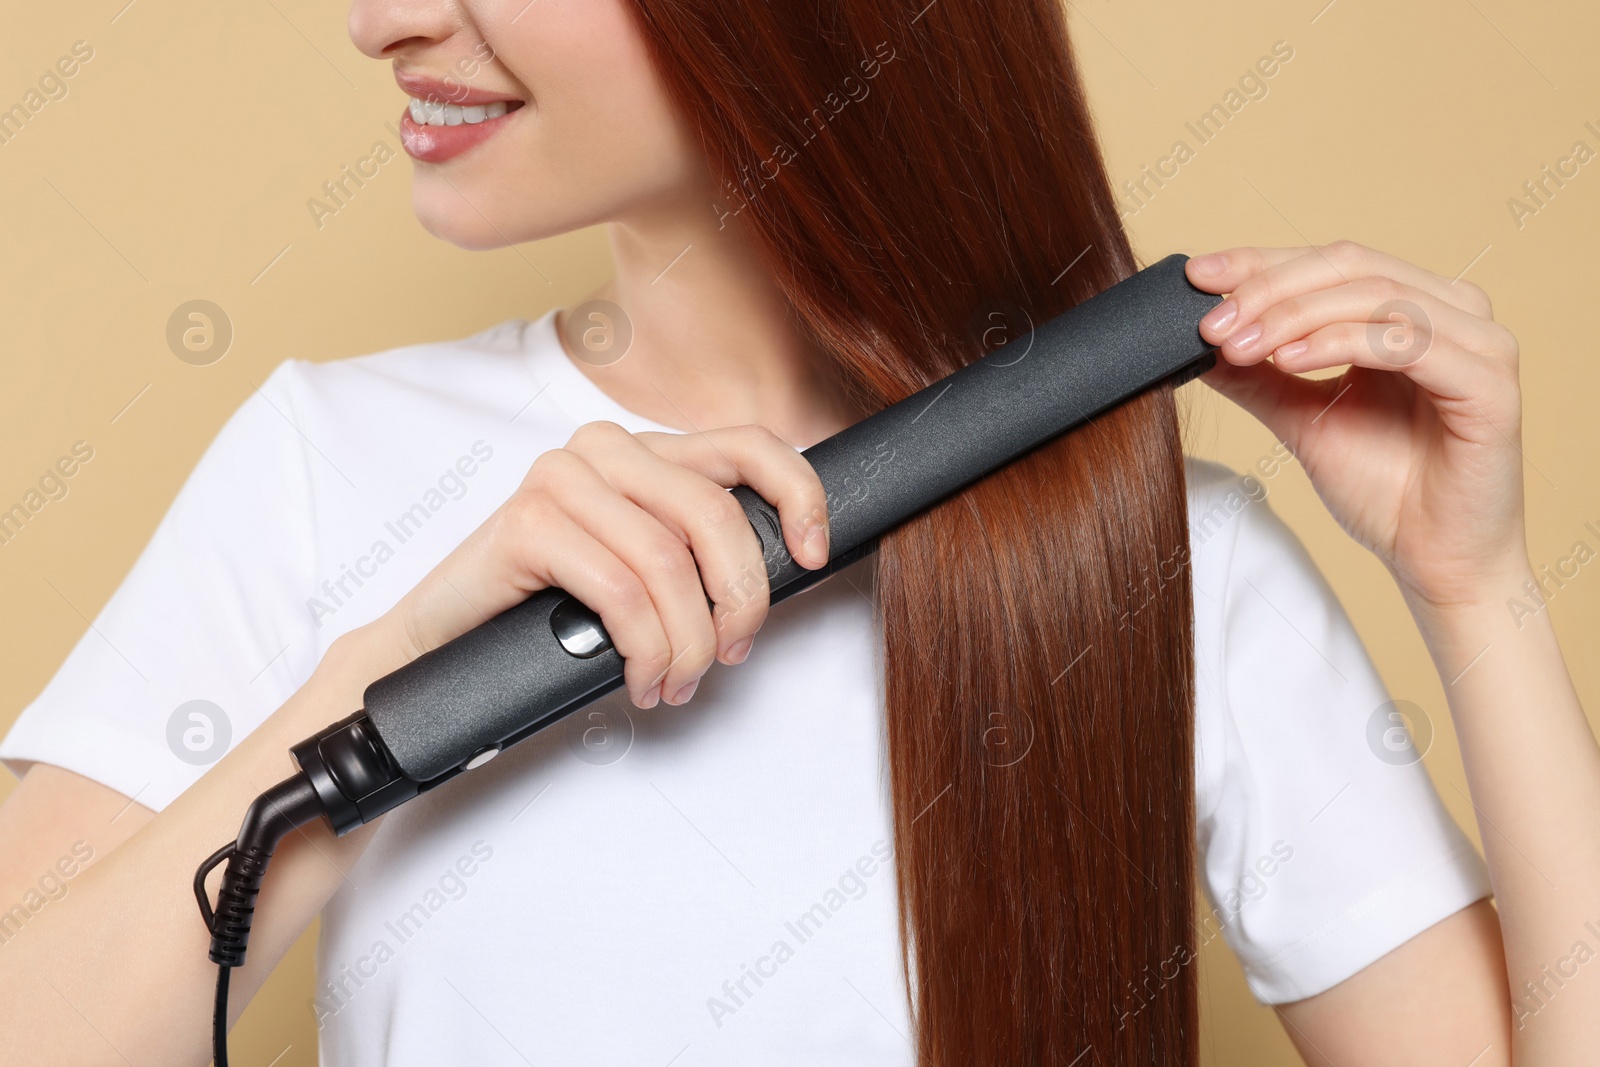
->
xmin=194 ymin=252 xmax=1222 ymax=1064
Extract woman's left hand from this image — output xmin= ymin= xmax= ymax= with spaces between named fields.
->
xmin=1186 ymin=241 xmax=1531 ymax=612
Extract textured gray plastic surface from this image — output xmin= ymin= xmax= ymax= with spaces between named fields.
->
xmin=364 ymin=254 xmax=1221 ymax=781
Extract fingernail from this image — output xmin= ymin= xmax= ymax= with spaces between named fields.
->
xmin=803 ymin=520 xmax=829 ymax=566
xmin=1228 ymin=321 xmax=1262 ymax=353
xmin=668 ymin=678 xmax=699 ymax=705
xmin=725 ymin=635 xmax=754 ymax=664
xmin=1204 ymin=299 xmax=1238 ymax=334
xmin=641 ymin=682 xmax=662 ymax=708
xmin=1191 ymin=253 xmax=1227 ymax=278
xmin=1276 ymin=339 xmax=1309 ymax=361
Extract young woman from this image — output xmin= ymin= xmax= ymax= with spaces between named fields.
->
xmin=0 ymin=0 xmax=1594 ymax=1064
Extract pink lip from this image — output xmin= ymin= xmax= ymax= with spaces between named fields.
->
xmin=393 ymin=69 xmax=527 ymax=164
xmin=394 ymin=68 xmax=523 ymax=107
xmin=399 ymin=107 xmax=521 ymax=163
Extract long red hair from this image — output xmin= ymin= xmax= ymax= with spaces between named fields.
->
xmin=628 ymin=1 xmax=1198 ymax=1061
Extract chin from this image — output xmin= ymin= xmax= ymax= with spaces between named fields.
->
xmin=409 ymin=181 xmax=514 ymax=250
xmin=408 ymin=174 xmax=605 ymax=251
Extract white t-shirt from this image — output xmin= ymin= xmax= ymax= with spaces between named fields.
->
xmin=1 ymin=312 xmax=1491 ymax=1064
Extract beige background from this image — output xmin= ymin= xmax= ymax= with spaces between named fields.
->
xmin=2 ymin=0 xmax=1595 ymax=1063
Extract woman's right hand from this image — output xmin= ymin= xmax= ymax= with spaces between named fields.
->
xmin=371 ymin=420 xmax=832 ymax=709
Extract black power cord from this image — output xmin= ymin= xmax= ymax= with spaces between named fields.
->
xmin=194 ymin=775 xmax=325 ymax=1067
xmin=213 ymin=965 xmax=232 ymax=1067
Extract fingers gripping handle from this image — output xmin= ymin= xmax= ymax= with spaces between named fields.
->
xmin=358 ymin=253 xmax=1220 ymax=786
xmin=353 ymin=494 xmax=861 ymax=788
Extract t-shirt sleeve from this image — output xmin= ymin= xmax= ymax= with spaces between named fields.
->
xmin=0 ymin=361 xmax=323 ymax=813
xmin=1189 ymin=464 xmax=1492 ymax=1005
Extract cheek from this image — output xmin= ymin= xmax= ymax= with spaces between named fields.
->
xmin=530 ymin=13 xmax=696 ymax=184
xmin=414 ymin=0 xmax=706 ymax=248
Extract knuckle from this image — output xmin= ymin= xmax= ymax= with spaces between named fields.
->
xmin=632 ymin=430 xmax=672 ymax=453
xmin=730 ymin=423 xmax=780 ymax=450
xmin=567 ymin=420 xmax=628 ymax=452
xmin=1330 ymin=321 xmax=1365 ymax=347
xmin=1266 ymin=292 xmax=1309 ymax=333
xmin=600 ymin=564 xmax=652 ymax=613
xmin=1491 ymin=322 xmax=1520 ymax=366
xmin=1234 ymin=271 xmax=1284 ymax=321
xmin=1359 ymin=274 xmax=1405 ymax=306
xmin=695 ymin=490 xmax=748 ymax=532
xmin=1223 ymin=245 xmax=1261 ymax=273
xmin=644 ymin=535 xmax=697 ymax=583
xmin=1503 ymin=352 xmax=1523 ymax=388
xmin=1324 ymin=238 xmax=1367 ymax=266
xmin=503 ymin=486 xmax=556 ymax=532
xmin=524 ymin=447 xmax=577 ymax=492
xmin=1229 ymin=276 xmax=1268 ymax=319
xmin=1494 ymin=348 xmax=1521 ymax=383
xmin=1458 ymin=279 xmax=1494 ymax=318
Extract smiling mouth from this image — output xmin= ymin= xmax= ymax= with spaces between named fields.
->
xmin=406 ymin=96 xmax=527 ymax=127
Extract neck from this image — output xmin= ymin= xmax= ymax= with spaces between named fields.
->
xmin=556 ymin=201 xmax=864 ymax=449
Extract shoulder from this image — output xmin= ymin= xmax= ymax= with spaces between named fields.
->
xmin=283 ymin=317 xmax=545 ymax=420
xmin=251 ymin=316 xmax=564 ymax=506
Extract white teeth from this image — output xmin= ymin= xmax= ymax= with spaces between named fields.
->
xmin=408 ymin=96 xmax=514 ymax=125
